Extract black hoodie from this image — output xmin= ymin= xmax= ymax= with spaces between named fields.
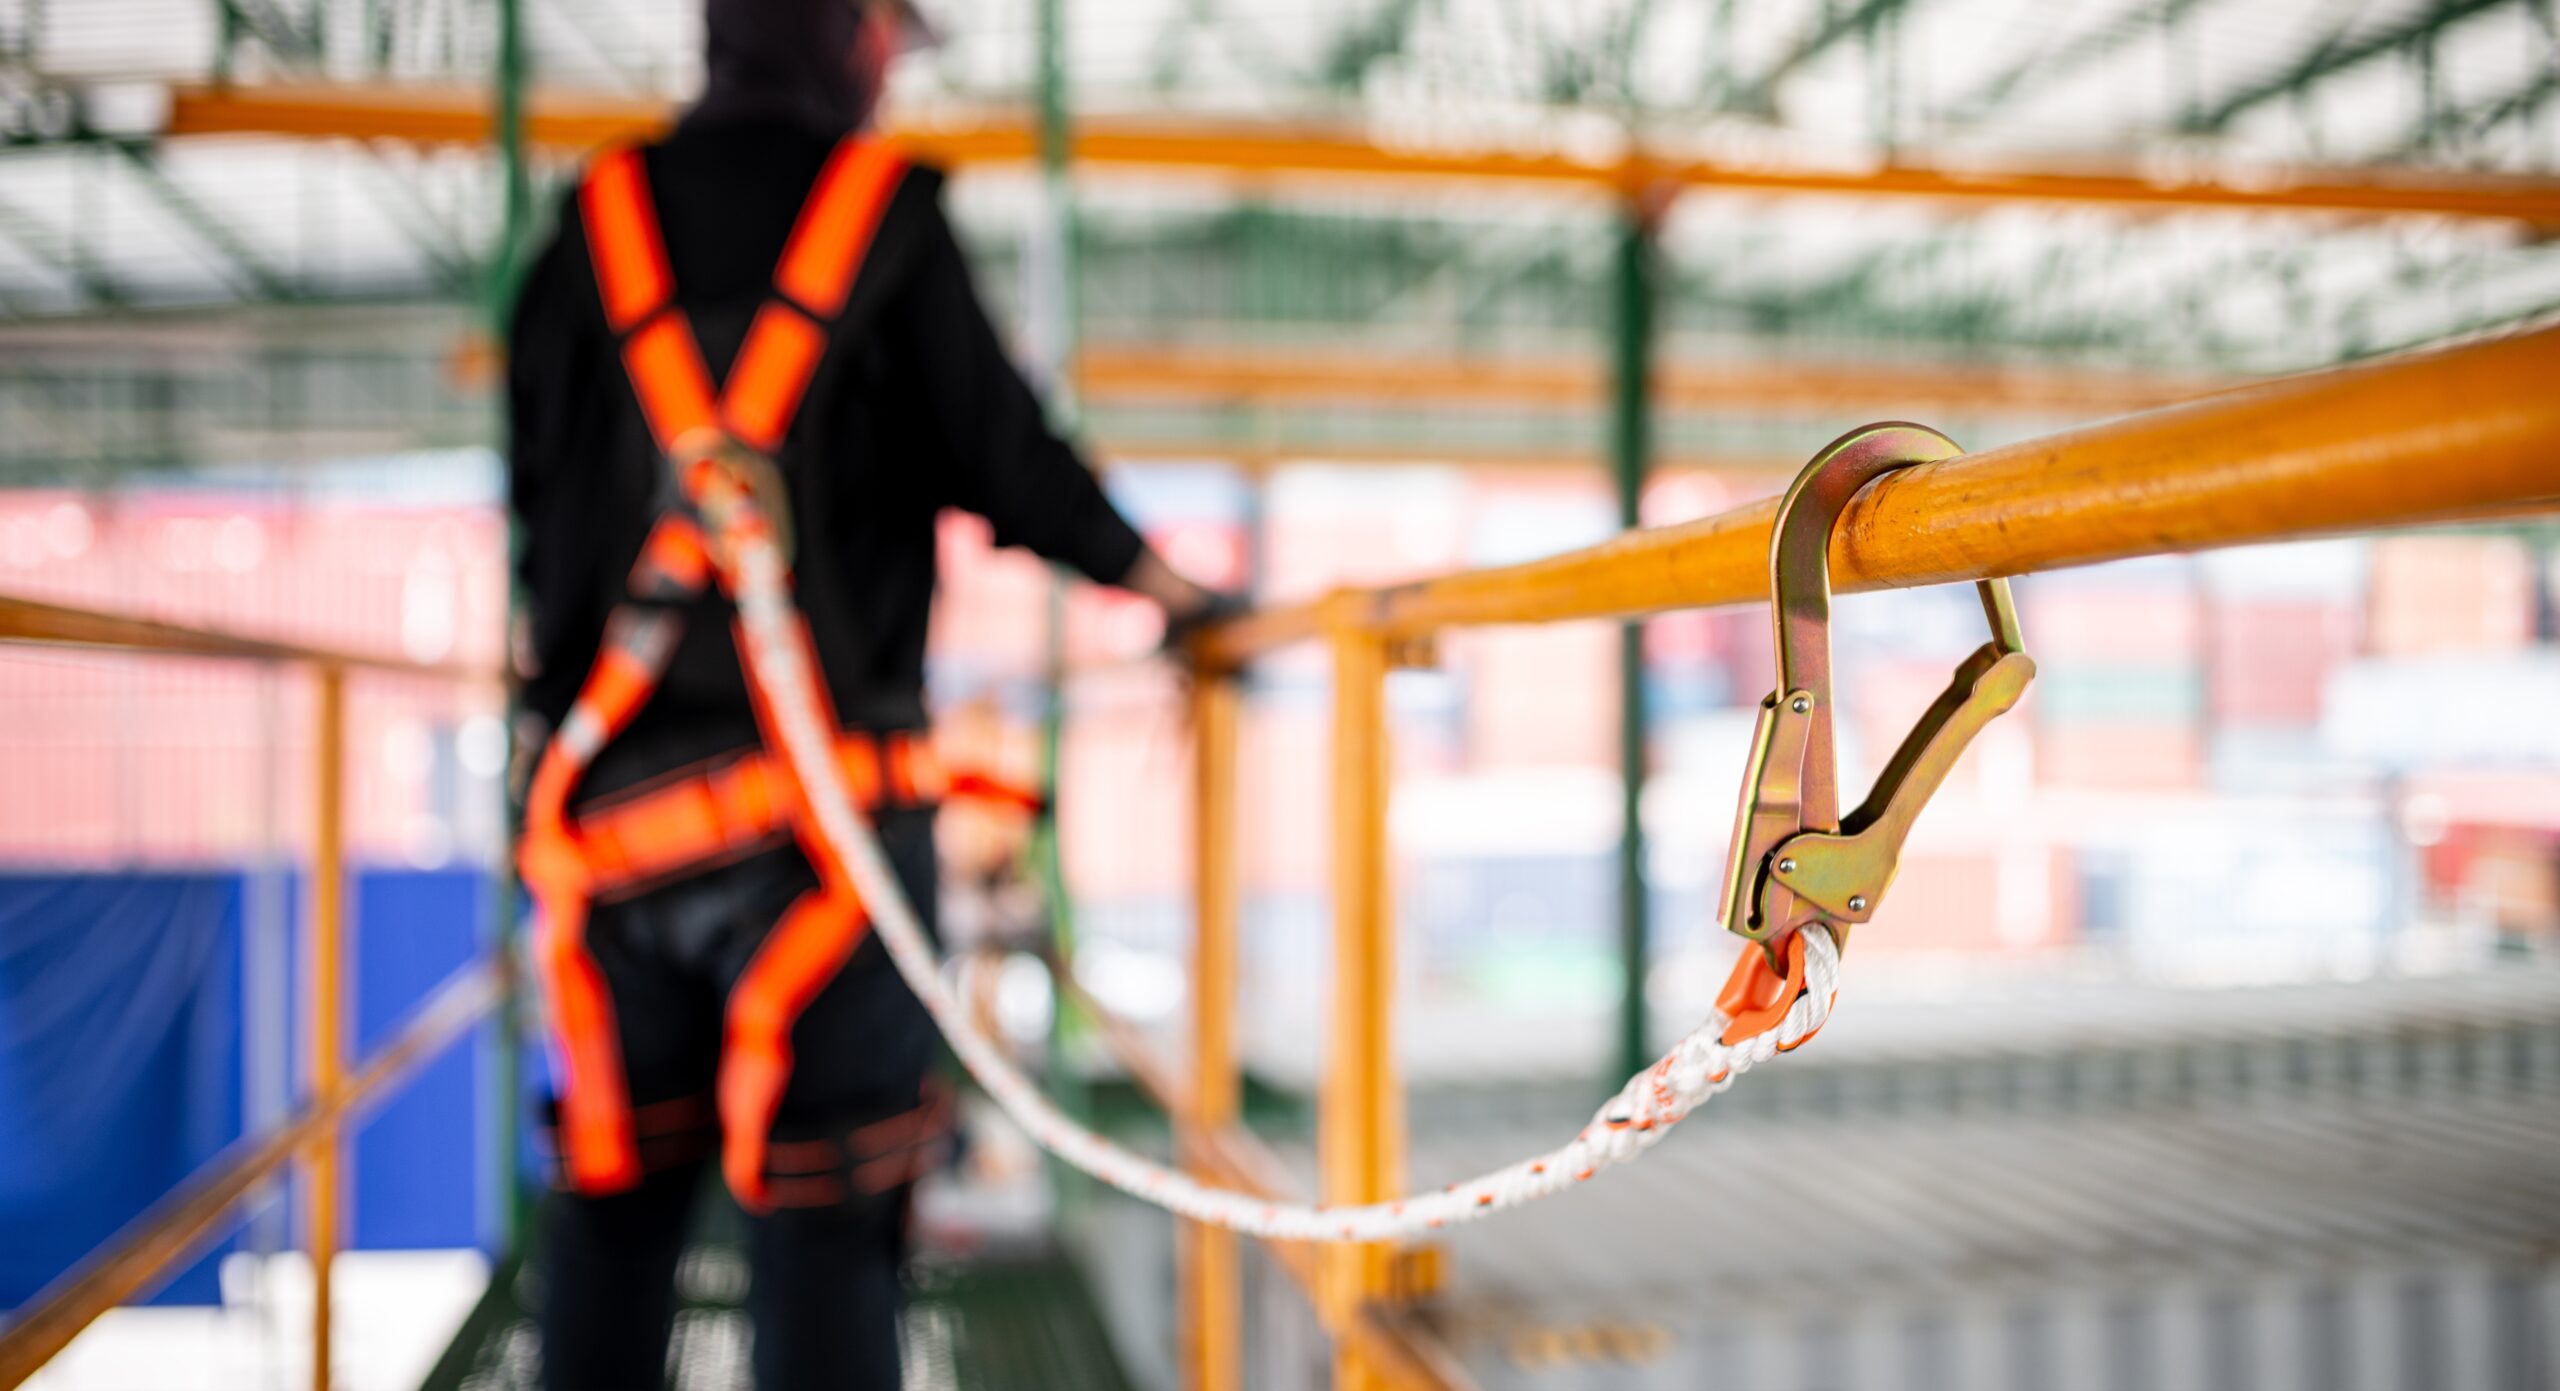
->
xmin=508 ymin=7 xmax=1141 ymax=803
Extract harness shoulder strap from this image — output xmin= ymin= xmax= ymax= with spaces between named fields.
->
xmin=727 ymin=137 xmax=909 ymax=450
xmin=579 ymin=146 xmax=672 ymax=333
xmin=581 ymin=146 xmax=718 ymax=450
xmin=578 ymin=137 xmax=911 ymax=457
xmin=775 ymin=137 xmax=910 ymax=320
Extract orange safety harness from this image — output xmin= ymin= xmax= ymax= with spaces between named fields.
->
xmin=519 ymin=137 xmax=1033 ymax=1208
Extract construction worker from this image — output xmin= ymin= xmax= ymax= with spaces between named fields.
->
xmin=505 ymin=1 xmax=1224 ymax=1386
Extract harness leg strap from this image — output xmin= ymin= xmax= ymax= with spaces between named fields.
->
xmin=719 ymin=882 xmax=873 ymax=1211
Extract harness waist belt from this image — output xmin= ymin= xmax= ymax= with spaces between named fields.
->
xmin=573 ymin=731 xmax=944 ymax=899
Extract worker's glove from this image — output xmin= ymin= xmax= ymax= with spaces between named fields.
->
xmin=1163 ymin=590 xmax=1250 ymax=661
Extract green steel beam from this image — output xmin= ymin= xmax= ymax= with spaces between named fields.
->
xmin=1609 ymin=203 xmax=1652 ymax=1088
xmin=0 ymin=185 xmax=128 ymax=308
xmin=490 ymin=0 xmax=532 ymax=1263
xmin=1776 ymin=224 xmax=1981 ymax=323
xmin=1319 ymin=0 xmax=1428 ymax=92
xmin=2403 ymin=63 xmax=2560 ymax=148
xmin=2143 ymin=55 xmax=2560 ymax=359
xmin=109 ymin=141 xmax=296 ymax=301
xmin=1945 ymin=0 xmax=2206 ymax=121
xmin=492 ymin=0 xmax=532 ymax=322
xmin=1729 ymin=0 xmax=1919 ymax=114
xmin=2339 ymin=258 xmax=2560 ymax=360
xmin=531 ymin=0 xmax=654 ymax=90
xmin=355 ymin=159 xmax=480 ymax=295
xmin=1695 ymin=0 xmax=1740 ymax=104
xmin=207 ymin=0 xmax=479 ymax=304
xmin=215 ymin=0 xmax=320 ymax=70
xmin=1606 ymin=0 xmax=1662 ymax=106
xmin=1193 ymin=0 xmax=1317 ymax=90
xmin=1029 ymin=0 xmax=1091 ymax=1222
xmin=1932 ymin=22 xmax=2558 ymax=369
xmin=2317 ymin=223 xmax=2560 ymax=359
xmin=2182 ymin=0 xmax=2513 ymax=133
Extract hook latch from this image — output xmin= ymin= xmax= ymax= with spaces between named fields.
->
xmin=1716 ymin=424 xmax=2036 ymax=972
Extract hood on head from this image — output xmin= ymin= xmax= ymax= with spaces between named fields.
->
xmin=695 ymin=0 xmax=929 ymax=134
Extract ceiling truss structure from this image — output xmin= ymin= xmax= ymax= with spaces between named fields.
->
xmin=0 ymin=0 xmax=2552 ymax=478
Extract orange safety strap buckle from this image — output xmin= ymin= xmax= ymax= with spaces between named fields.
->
xmin=1713 ymin=423 xmax=2038 ymax=976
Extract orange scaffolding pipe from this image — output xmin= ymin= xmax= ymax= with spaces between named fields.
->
xmin=163 ymin=84 xmax=2560 ymax=226
xmin=1075 ymin=344 xmax=2236 ymax=416
xmin=1195 ymin=323 xmax=2560 ymax=666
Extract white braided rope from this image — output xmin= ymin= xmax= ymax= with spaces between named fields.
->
xmin=724 ymin=521 xmax=1840 ymax=1242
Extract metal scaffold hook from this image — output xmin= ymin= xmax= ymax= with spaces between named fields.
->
xmin=1714 ymin=424 xmax=2037 ymax=1034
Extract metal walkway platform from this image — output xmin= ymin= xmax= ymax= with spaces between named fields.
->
xmin=1250 ymin=961 xmax=2560 ymax=1390
xmin=420 ymin=1233 xmax=1132 ymax=1391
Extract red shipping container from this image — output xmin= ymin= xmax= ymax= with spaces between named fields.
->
xmin=2039 ymin=722 xmax=2202 ymax=789
xmin=2206 ymin=598 xmax=2353 ymax=727
xmin=2366 ymin=536 xmax=2536 ymax=655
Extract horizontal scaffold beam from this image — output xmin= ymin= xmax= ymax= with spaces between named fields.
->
xmin=1097 ymin=441 xmax=1798 ymax=476
xmin=161 ymin=84 xmax=2560 ymax=226
xmin=1075 ymin=344 xmax=2233 ymax=416
xmin=1197 ymin=324 xmax=2560 ymax=665
xmin=0 ymin=591 xmax=495 ymax=679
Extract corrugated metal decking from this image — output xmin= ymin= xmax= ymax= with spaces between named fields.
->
xmin=1242 ymin=961 xmax=2560 ymax=1390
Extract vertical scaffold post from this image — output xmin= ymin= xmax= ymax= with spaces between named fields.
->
xmin=1181 ymin=671 xmax=1243 ymax=1391
xmin=490 ymin=0 xmax=530 ymax=319
xmin=489 ymin=0 xmax=533 ymax=1259
xmin=1324 ymin=627 xmax=1400 ymax=1390
xmin=1029 ymin=0 xmax=1077 ymax=902
xmin=306 ymin=664 xmax=347 ymax=1391
xmin=1610 ymin=198 xmax=1656 ymax=1085
xmin=1026 ymin=0 xmax=1095 ymax=1223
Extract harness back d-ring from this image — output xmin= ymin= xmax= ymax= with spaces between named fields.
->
xmin=1716 ymin=423 xmax=2037 ymax=981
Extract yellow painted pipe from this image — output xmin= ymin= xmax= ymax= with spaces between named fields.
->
xmin=162 ymin=85 xmax=2560 ymax=227
xmin=0 ymin=594 xmax=492 ymax=681
xmin=1198 ymin=325 xmax=2560 ymax=668
xmin=1323 ymin=629 xmax=1402 ymax=1391
xmin=1181 ymin=674 xmax=1245 ymax=1391
xmin=306 ymin=666 xmax=346 ymax=1391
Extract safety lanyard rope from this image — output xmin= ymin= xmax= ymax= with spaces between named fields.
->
xmin=686 ymin=420 xmax=2026 ymax=1242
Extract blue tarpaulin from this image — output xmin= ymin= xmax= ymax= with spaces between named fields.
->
xmin=0 ymin=868 xmax=497 ymax=1312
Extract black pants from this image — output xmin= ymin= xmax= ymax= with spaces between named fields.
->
xmin=538 ymin=807 xmax=940 ymax=1391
